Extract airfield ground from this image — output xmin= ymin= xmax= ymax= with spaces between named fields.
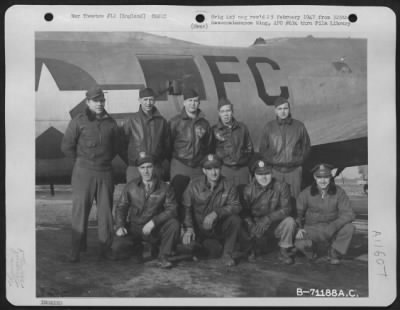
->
xmin=36 ymin=181 xmax=368 ymax=298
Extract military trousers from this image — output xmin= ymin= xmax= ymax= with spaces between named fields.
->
xmin=192 ymin=214 xmax=242 ymax=257
xmin=70 ymin=165 xmax=114 ymax=258
xmin=112 ymin=218 xmax=180 ymax=258
xmin=221 ymin=165 xmax=250 ymax=186
xmin=303 ymin=222 xmax=355 ymax=255
xmin=170 ymin=158 xmax=203 ymax=181
xmin=272 ymin=166 xmax=302 ymax=198
xmin=251 ymin=217 xmax=297 ymax=250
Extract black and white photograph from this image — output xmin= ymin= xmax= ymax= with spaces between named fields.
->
xmin=5 ymin=5 xmax=396 ymax=307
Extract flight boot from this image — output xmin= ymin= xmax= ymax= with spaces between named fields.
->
xmin=220 ymin=254 xmax=236 ymax=267
xmin=295 ymin=239 xmax=316 ymax=261
xmin=157 ymin=256 xmax=173 ymax=269
xmin=278 ymin=247 xmax=294 ymax=265
xmin=329 ymin=247 xmax=341 ymax=265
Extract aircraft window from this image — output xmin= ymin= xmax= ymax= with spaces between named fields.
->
xmin=137 ymin=55 xmax=206 ymax=100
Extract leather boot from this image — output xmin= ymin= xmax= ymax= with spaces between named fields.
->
xmin=278 ymin=247 xmax=294 ymax=265
xmin=329 ymin=247 xmax=341 ymax=265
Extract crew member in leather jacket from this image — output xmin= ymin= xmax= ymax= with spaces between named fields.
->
xmin=181 ymin=154 xmax=242 ymax=267
xmin=259 ymin=96 xmax=311 ymax=198
xmin=113 ymin=152 xmax=180 ymax=269
xmin=122 ymin=87 xmax=170 ymax=182
xmin=212 ymin=97 xmax=254 ymax=186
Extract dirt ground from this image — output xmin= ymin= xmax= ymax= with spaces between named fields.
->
xmin=36 ymin=184 xmax=368 ymax=298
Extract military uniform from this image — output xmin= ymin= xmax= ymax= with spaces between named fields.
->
xmin=113 ymin=175 xmax=180 ymax=260
xmin=122 ymin=89 xmax=170 ymax=182
xmin=212 ymin=98 xmax=253 ymax=186
xmin=243 ymin=160 xmax=296 ymax=263
xmin=169 ymin=89 xmax=213 ymax=181
xmin=61 ymin=86 xmax=121 ymax=261
xmin=182 ymin=155 xmax=242 ymax=262
xmin=259 ymin=97 xmax=310 ymax=198
xmin=295 ymin=164 xmax=355 ymax=262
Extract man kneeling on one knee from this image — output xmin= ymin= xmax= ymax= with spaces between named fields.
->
xmin=181 ymin=154 xmax=242 ymax=267
xmin=295 ymin=164 xmax=355 ymax=265
xmin=113 ymin=152 xmax=180 ymax=268
xmin=243 ymin=160 xmax=297 ymax=265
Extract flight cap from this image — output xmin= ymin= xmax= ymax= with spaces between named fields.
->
xmin=312 ymin=163 xmax=334 ymax=177
xmin=183 ymin=88 xmax=199 ymax=100
xmin=139 ymin=87 xmax=156 ymax=98
xmin=202 ymin=154 xmax=223 ymax=169
xmin=86 ymin=85 xmax=106 ymax=101
xmin=273 ymin=96 xmax=290 ymax=107
xmin=218 ymin=97 xmax=233 ymax=110
xmin=254 ymin=160 xmax=272 ymax=175
xmin=136 ymin=151 xmax=154 ymax=167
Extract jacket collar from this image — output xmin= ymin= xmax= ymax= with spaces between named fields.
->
xmin=202 ymin=175 xmax=224 ymax=191
xmin=139 ymin=105 xmax=162 ymax=119
xmin=85 ymin=108 xmax=111 ymax=122
xmin=253 ymin=177 xmax=274 ymax=191
xmin=217 ymin=117 xmax=239 ymax=130
xmin=135 ymin=176 xmax=160 ymax=190
xmin=276 ymin=114 xmax=293 ymax=125
xmin=181 ymin=108 xmax=205 ymax=120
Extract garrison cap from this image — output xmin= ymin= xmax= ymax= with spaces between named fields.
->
xmin=86 ymin=85 xmax=106 ymax=101
xmin=253 ymin=160 xmax=272 ymax=175
xmin=139 ymin=87 xmax=156 ymax=98
xmin=183 ymin=88 xmax=199 ymax=100
xmin=202 ymin=154 xmax=223 ymax=169
xmin=273 ymin=96 xmax=290 ymax=107
xmin=135 ymin=151 xmax=154 ymax=167
xmin=312 ymin=163 xmax=334 ymax=177
xmin=218 ymin=97 xmax=233 ymax=110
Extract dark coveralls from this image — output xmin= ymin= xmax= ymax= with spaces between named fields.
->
xmin=122 ymin=106 xmax=170 ymax=182
xmin=113 ymin=178 xmax=180 ymax=258
xmin=259 ymin=116 xmax=310 ymax=198
xmin=61 ymin=109 xmax=121 ymax=258
xmin=296 ymin=185 xmax=355 ymax=255
xmin=212 ymin=118 xmax=254 ymax=186
xmin=182 ymin=176 xmax=242 ymax=258
xmin=243 ymin=178 xmax=296 ymax=250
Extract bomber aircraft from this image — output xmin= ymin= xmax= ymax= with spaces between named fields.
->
xmin=35 ymin=32 xmax=367 ymax=188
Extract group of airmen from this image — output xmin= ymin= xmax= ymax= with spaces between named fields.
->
xmin=61 ymin=85 xmax=355 ymax=269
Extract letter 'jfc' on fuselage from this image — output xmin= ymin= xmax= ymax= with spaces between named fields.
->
xmin=35 ymin=32 xmax=367 ymax=185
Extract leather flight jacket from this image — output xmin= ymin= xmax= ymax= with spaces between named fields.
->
xmin=182 ymin=176 xmax=241 ymax=228
xmin=169 ymin=109 xmax=213 ymax=168
xmin=115 ymin=178 xmax=178 ymax=228
xmin=122 ymin=106 xmax=170 ymax=166
xmin=259 ymin=116 xmax=311 ymax=172
xmin=242 ymin=178 xmax=292 ymax=223
xmin=212 ymin=118 xmax=254 ymax=167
